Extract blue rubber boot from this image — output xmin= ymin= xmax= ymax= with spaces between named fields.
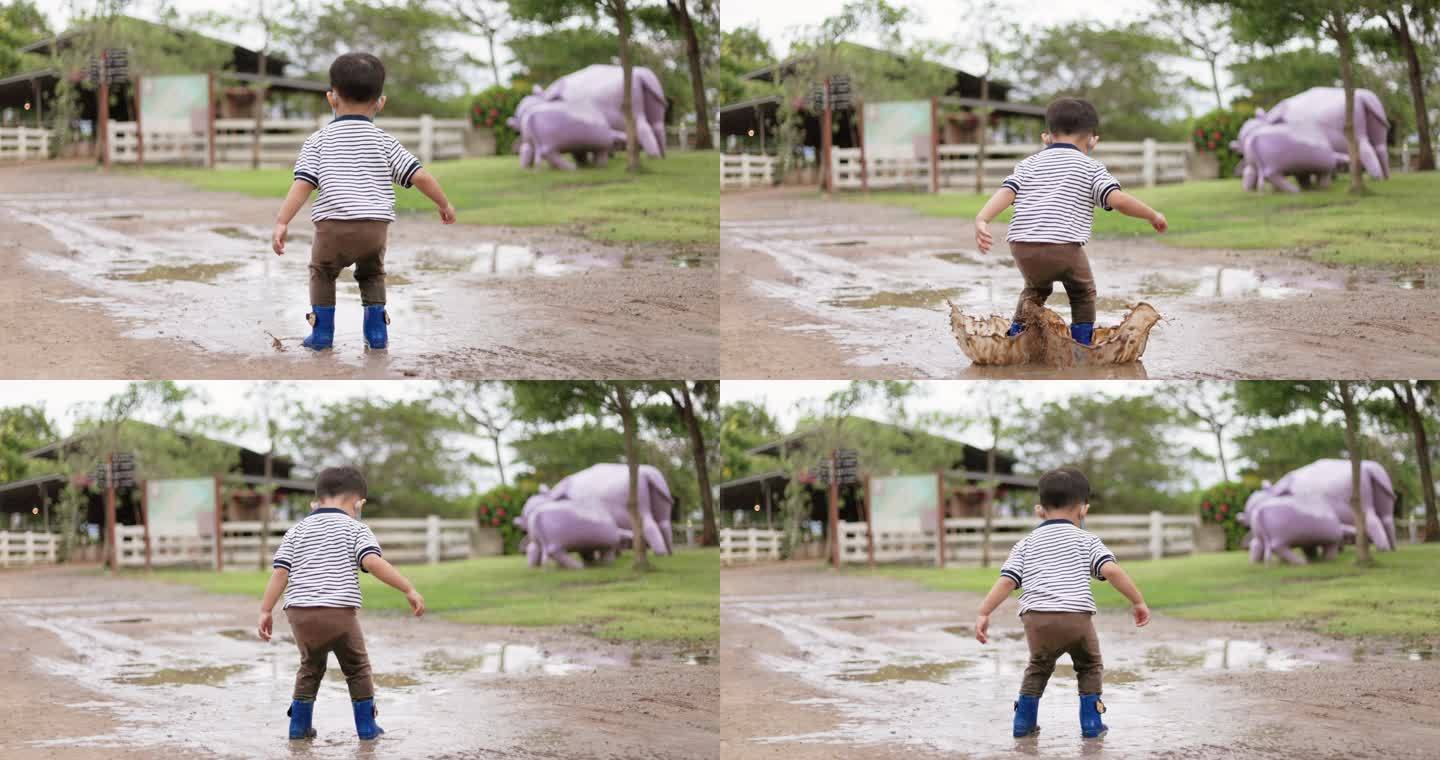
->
xmin=302 ymin=306 xmax=335 ymax=350
xmin=1070 ymin=322 xmax=1094 ymax=346
xmin=362 ymin=305 xmax=389 ymax=350
xmin=287 ymin=699 xmax=316 ymax=740
xmin=353 ymin=698 xmax=384 ymax=741
xmin=1007 ymin=321 xmax=1025 ymax=337
xmin=1013 ymin=694 xmax=1040 ymax=738
xmin=1080 ymin=693 xmax=1108 ymax=738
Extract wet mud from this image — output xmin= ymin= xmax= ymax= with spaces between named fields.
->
xmin=720 ymin=562 xmax=1440 ymax=760
xmin=0 ymin=567 xmax=717 ymax=760
xmin=0 ymin=163 xmax=717 ymax=379
xmin=720 ymin=189 xmax=1440 ymax=379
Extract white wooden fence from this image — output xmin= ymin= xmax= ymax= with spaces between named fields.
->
xmin=114 ymin=516 xmax=475 ymax=569
xmin=721 ymin=153 xmax=776 ymax=189
xmin=0 ymin=127 xmax=51 ymax=161
xmin=839 ymin=512 xmax=1198 ymax=566
xmin=107 ymin=115 xmax=469 ymax=168
xmin=833 ymin=139 xmax=1192 ymax=192
xmin=0 ymin=531 xmax=60 ymax=566
xmin=719 ymin=527 xmax=783 ymax=565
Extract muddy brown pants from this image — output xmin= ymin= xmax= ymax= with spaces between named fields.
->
xmin=309 ymin=219 xmax=389 ymax=307
xmin=1009 ymin=241 xmax=1097 ymax=325
xmin=285 ymin=606 xmax=374 ymax=702
xmin=1020 ymin=611 xmax=1103 ymax=697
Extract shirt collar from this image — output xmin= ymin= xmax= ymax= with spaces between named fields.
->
xmin=333 ymin=114 xmax=373 ymax=123
xmin=1037 ymin=518 xmax=1077 ymax=527
xmin=1044 ymin=142 xmax=1081 ymax=151
xmin=312 ymin=507 xmax=352 ymax=517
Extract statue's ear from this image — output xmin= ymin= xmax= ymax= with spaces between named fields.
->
xmin=532 ymin=85 xmax=543 ymax=95
xmin=1261 ymin=480 xmax=1272 ymax=489
xmin=538 ymin=484 xmax=549 ymax=494
xmin=1254 ymin=107 xmax=1266 ymax=119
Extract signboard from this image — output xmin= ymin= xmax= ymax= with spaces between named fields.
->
xmin=809 ymin=75 xmax=853 ymax=112
xmin=863 ymin=100 xmax=932 ymax=159
xmin=144 ymin=478 xmax=217 ymax=536
xmin=868 ymin=474 xmax=940 ymax=531
xmin=92 ymin=453 xmax=136 ymax=489
xmin=815 ymin=449 xmax=860 ymax=485
xmin=86 ymin=49 xmax=129 ymax=84
xmin=139 ymin=74 xmax=211 ymax=135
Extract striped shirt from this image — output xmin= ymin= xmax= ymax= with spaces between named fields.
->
xmin=272 ymin=508 xmax=383 ymax=609
xmin=1001 ymin=143 xmax=1121 ymax=244
xmin=293 ymin=115 xmax=422 ymax=223
xmin=999 ymin=519 xmax=1116 ymax=615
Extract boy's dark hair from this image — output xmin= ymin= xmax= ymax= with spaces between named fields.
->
xmin=315 ymin=466 xmax=368 ymax=501
xmin=329 ymin=52 xmax=386 ymax=103
xmin=1045 ymin=97 xmax=1100 ymax=137
xmin=1038 ymin=467 xmax=1090 ymax=510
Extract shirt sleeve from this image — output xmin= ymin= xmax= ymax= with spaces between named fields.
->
xmin=355 ymin=524 xmax=382 ymax=573
xmin=272 ymin=528 xmax=295 ymax=571
xmin=1091 ymin=163 xmax=1121 ymax=211
xmin=1090 ymin=536 xmax=1117 ymax=580
xmin=999 ymin=538 xmax=1025 ymax=588
xmin=385 ymin=135 xmax=423 ymax=188
xmin=294 ymin=135 xmax=319 ymax=188
xmin=1000 ymin=158 xmax=1026 ymax=196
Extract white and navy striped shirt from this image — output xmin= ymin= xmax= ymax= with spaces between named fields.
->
xmin=293 ymin=115 xmax=423 ymax=223
xmin=1001 ymin=143 xmax=1121 ymax=245
xmin=1000 ymin=519 xmax=1116 ymax=615
xmin=272 ymin=508 xmax=383 ymax=609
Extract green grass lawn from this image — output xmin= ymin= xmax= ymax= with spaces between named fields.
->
xmin=138 ymin=151 xmax=719 ymax=249
xmin=151 ymin=548 xmax=719 ymax=644
xmin=847 ymin=172 xmax=1440 ymax=267
xmin=867 ymin=543 xmax=1440 ymax=641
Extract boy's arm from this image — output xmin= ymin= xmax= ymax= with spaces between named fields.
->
xmin=1106 ymin=190 xmax=1167 ymax=233
xmin=973 ymin=187 xmax=1016 ymax=255
xmin=1099 ymin=562 xmax=1150 ymax=627
xmin=409 ymin=169 xmax=456 ymax=225
xmin=257 ymin=567 xmax=288 ymax=641
xmin=361 ymin=554 xmax=426 ymax=617
xmin=974 ymin=576 xmax=1018 ymax=644
xmin=272 ymin=180 xmax=315 ymax=255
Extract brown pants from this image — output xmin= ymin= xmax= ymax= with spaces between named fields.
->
xmin=1009 ymin=241 xmax=1097 ymax=325
xmin=285 ymin=606 xmax=374 ymax=702
xmin=309 ymin=219 xmax=389 ymax=307
xmin=1020 ymin=611 xmax=1103 ymax=697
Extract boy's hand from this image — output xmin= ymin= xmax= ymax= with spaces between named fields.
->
xmin=1150 ymin=212 xmax=1168 ymax=234
xmin=272 ymin=223 xmax=288 ymax=255
xmin=1132 ymin=603 xmax=1151 ymax=627
xmin=258 ymin=610 xmax=273 ymax=641
xmin=438 ymin=203 xmax=456 ymax=225
xmin=975 ymin=613 xmax=991 ymax=644
xmin=974 ymin=219 xmax=993 ymax=254
xmin=406 ymin=589 xmax=426 ymax=617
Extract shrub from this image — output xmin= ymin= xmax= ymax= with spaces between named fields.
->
xmin=1190 ymin=104 xmax=1256 ymax=180
xmin=471 ymin=82 xmax=532 ymax=156
xmin=1198 ymin=481 xmax=1256 ymax=551
xmin=473 ymin=482 xmax=537 ymax=555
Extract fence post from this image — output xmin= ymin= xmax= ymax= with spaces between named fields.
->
xmin=17 ymin=127 xmax=27 ymax=161
xmin=0 ymin=531 xmax=8 ymax=568
xmin=1149 ymin=511 xmax=1164 ymax=560
xmin=1142 ymin=138 xmax=1157 ymax=188
xmin=1401 ymin=143 xmax=1410 ymax=172
xmin=426 ymin=515 xmax=441 ymax=564
xmin=25 ymin=531 xmax=34 ymax=564
xmin=419 ymin=114 xmax=435 ymax=165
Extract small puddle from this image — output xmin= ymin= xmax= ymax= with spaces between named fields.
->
xmin=838 ymin=659 xmax=975 ymax=683
xmin=677 ymin=651 xmax=714 ymax=666
xmin=210 ymin=226 xmax=257 ymax=241
xmin=1052 ymin=663 xmax=1146 ymax=684
xmin=827 ymin=614 xmax=875 ymax=621
xmin=106 ymin=262 xmax=245 ymax=283
xmin=824 ymin=288 xmax=960 ymax=310
xmin=1395 ymin=274 xmax=1431 ymax=290
xmin=112 ymin=664 xmax=247 ymax=687
xmin=101 ymin=617 xmax=151 ymax=624
xmin=421 ymin=644 xmax=587 ymax=675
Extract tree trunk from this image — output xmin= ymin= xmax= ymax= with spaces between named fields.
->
xmin=1332 ymin=14 xmax=1364 ymax=194
xmin=982 ymin=421 xmax=997 ymax=568
xmin=1208 ymin=55 xmax=1222 ymax=111
xmin=1402 ymin=381 xmax=1438 ymax=541
xmin=492 ymin=434 xmax=506 ymax=486
xmin=486 ymin=32 xmax=502 ymax=87
xmin=679 ymin=384 xmax=718 ymax=546
xmin=1214 ymin=426 xmax=1229 ymax=482
xmin=669 ymin=0 xmax=712 ymax=150
xmin=1392 ymin=11 xmax=1435 ymax=171
xmin=1338 ymin=381 xmax=1372 ymax=564
xmin=612 ymin=0 xmax=642 ymax=173
xmin=975 ymin=68 xmax=989 ymax=195
xmin=252 ymin=46 xmax=267 ymax=170
xmin=617 ymin=389 xmax=648 ymax=570
xmin=259 ymin=445 xmax=273 ymax=569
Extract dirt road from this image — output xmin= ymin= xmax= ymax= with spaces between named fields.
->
xmin=0 ymin=163 xmax=717 ymax=379
xmin=720 ymin=189 xmax=1440 ymax=379
xmin=720 ymin=562 xmax=1440 ymax=760
xmin=0 ymin=566 xmax=718 ymax=760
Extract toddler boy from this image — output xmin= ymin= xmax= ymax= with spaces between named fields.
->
xmin=258 ymin=466 xmax=426 ymax=741
xmin=271 ymin=52 xmax=457 ymax=351
xmin=973 ymin=98 xmax=1168 ymax=345
xmin=975 ymin=467 xmax=1150 ymax=738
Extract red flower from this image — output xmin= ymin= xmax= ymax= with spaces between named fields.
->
xmin=497 ymin=508 xmax=506 ymax=516
xmin=491 ymin=517 xmax=500 ymax=526
xmin=1219 ymin=504 xmax=1229 ymax=513
xmin=1214 ymin=513 xmax=1224 ymax=522
xmin=1211 ymin=130 xmax=1221 ymax=140
xmin=1202 ymin=501 xmax=1211 ymax=508
xmin=1207 ymin=140 xmax=1216 ymax=149
xmin=489 ymin=107 xmax=499 ymax=117
xmin=1195 ymin=128 xmax=1205 ymax=136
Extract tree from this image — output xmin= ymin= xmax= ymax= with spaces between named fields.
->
xmin=663 ymin=0 xmax=713 ymax=149
xmin=1164 ymin=382 xmax=1238 ymax=482
xmin=1153 ymin=0 xmax=1235 ymax=110
xmin=0 ymin=0 xmax=49 ymax=78
xmin=441 ymin=381 xmax=516 ymax=486
xmin=1233 ymin=419 xmax=1348 ymax=482
xmin=651 ymin=381 xmax=719 ymax=545
xmin=1371 ymin=1 xmax=1437 ymax=170
xmin=242 ymin=382 xmax=303 ymax=569
xmin=0 ymin=404 xmax=55 ymax=482
xmin=1367 ymin=381 xmax=1438 ymax=541
xmin=716 ymin=25 xmax=773 ymax=107
xmin=1234 ymin=381 xmax=1377 ymax=565
xmin=946 ymin=384 xmax=1023 ymax=567
xmin=719 ymin=400 xmax=781 ymax=483
xmin=960 ymin=0 xmax=1016 ymax=194
xmin=453 ymin=0 xmax=511 ymax=86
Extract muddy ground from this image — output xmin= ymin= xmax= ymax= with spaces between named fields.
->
xmin=0 ymin=163 xmax=717 ymax=379
xmin=0 ymin=566 xmax=718 ymax=760
xmin=720 ymin=562 xmax=1440 ymax=760
xmin=720 ymin=189 xmax=1440 ymax=379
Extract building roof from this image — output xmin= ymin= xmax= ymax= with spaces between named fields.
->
xmin=19 ymin=16 xmax=294 ymax=68
xmin=738 ymin=41 xmax=1021 ymax=102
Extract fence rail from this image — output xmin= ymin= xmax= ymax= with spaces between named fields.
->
xmin=833 ymin=139 xmax=1191 ymax=192
xmin=720 ymin=527 xmax=783 ymax=565
xmin=721 ymin=153 xmax=776 ymax=189
xmin=115 ymin=516 xmax=475 ymax=569
xmin=0 ymin=531 xmax=60 ymax=566
xmin=0 ymin=127 xmax=51 ymax=161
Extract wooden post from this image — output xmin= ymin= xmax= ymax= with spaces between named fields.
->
xmin=420 ymin=114 xmax=435 ymax=165
xmin=140 ymin=480 xmax=152 ymax=572
xmin=31 ymin=77 xmax=42 ymax=127
xmin=134 ymin=75 xmax=144 ymax=169
xmin=858 ymin=98 xmax=869 ymax=196
xmin=821 ymin=78 xmax=833 ymax=196
xmin=207 ymin=71 xmax=217 ymax=169
xmin=935 ymin=470 xmax=946 ymax=568
xmin=761 ymin=480 xmax=772 ymax=530
xmin=863 ymin=474 xmax=876 ymax=569
xmin=827 ymin=449 xmax=840 ymax=568
xmin=1149 ymin=511 xmax=1164 ymax=560
xmin=213 ymin=475 xmax=224 ymax=572
xmin=104 ymin=454 xmax=117 ymax=570
xmin=99 ymin=52 xmax=111 ymax=173
xmin=929 ymin=97 xmax=940 ymax=194
xmin=1143 ymin=138 xmax=1157 ymax=187
xmin=426 ymin=514 xmax=441 ymax=564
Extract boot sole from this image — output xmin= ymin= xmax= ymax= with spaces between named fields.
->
xmin=288 ymin=729 xmax=317 ymax=740
xmin=1012 ymin=727 xmax=1040 ymax=738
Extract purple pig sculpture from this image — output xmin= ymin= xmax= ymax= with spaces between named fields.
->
xmin=1231 ymin=87 xmax=1390 ymax=193
xmin=1232 ymin=117 xmax=1346 ymax=193
xmin=507 ymin=88 xmax=626 ymax=171
xmin=1262 ymin=87 xmax=1390 ymax=180
xmin=542 ymin=463 xmax=675 ymax=555
xmin=542 ymin=64 xmax=668 ymax=159
xmin=1241 ymin=491 xmax=1345 ymax=565
xmin=518 ymin=497 xmax=629 ymax=569
xmin=1239 ymin=459 xmax=1397 ymax=565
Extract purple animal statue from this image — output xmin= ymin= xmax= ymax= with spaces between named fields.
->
xmin=1262 ymin=87 xmax=1390 ymax=180
xmin=1239 ymin=459 xmax=1397 ymax=565
xmin=544 ymin=463 xmax=675 ymax=555
xmin=517 ymin=497 xmax=629 ymax=569
xmin=507 ymin=87 xmax=625 ymax=171
xmin=1239 ymin=489 xmax=1345 ymax=565
xmin=1232 ymin=117 xmax=1347 ymax=193
xmin=542 ymin=64 xmax=668 ymax=159
xmin=1231 ymin=87 xmax=1390 ymax=193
